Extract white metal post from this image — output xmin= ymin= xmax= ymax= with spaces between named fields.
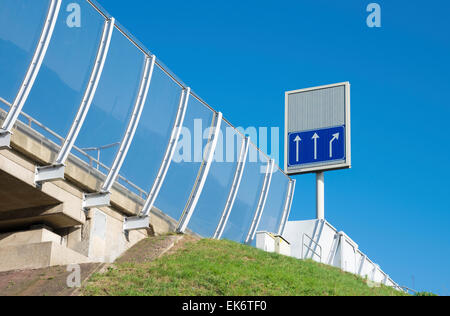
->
xmin=245 ymin=159 xmax=275 ymax=244
xmin=316 ymin=171 xmax=325 ymax=220
xmin=34 ymin=17 xmax=115 ymax=184
xmin=383 ymin=273 xmax=390 ymax=286
xmin=214 ymin=136 xmax=250 ymax=239
xmin=140 ymin=87 xmax=190 ymax=217
xmin=0 ymin=0 xmax=62 ymax=148
xmin=101 ymin=54 xmax=155 ymax=193
xmin=55 ymin=17 xmax=115 ymax=166
xmin=358 ymin=254 xmax=367 ymax=277
xmin=176 ymin=112 xmax=223 ymax=233
xmin=83 ymin=54 xmax=156 ymax=209
xmin=371 ymin=265 xmax=379 ymax=283
xmin=339 ymin=232 xmax=346 ymax=271
xmin=124 ymin=87 xmax=190 ymax=232
xmin=277 ymin=178 xmax=296 ymax=236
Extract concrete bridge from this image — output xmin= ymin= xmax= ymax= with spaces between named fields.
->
xmin=0 ymin=0 xmax=294 ymax=272
xmin=0 ymin=103 xmax=179 ymax=271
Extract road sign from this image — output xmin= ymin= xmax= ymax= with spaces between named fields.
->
xmin=285 ymin=82 xmax=351 ymax=174
xmin=288 ymin=125 xmax=345 ymax=167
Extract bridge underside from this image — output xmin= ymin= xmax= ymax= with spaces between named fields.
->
xmin=0 ymin=169 xmax=73 ymax=232
xmin=0 ymin=169 xmax=58 ymax=212
xmin=0 ymin=148 xmax=85 ymax=233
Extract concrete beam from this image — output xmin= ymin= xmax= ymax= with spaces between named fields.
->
xmin=0 ymin=169 xmax=59 ymax=212
xmin=0 ymin=151 xmax=85 ymax=227
xmin=0 ymin=204 xmax=83 ymax=232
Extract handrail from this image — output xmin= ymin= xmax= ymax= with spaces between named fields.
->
xmin=0 ymin=97 xmax=148 ymax=199
xmin=302 ymin=233 xmax=322 ymax=262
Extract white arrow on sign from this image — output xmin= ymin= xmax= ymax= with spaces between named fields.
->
xmin=329 ymin=133 xmax=339 ymax=158
xmin=294 ymin=135 xmax=302 ymax=162
xmin=312 ymin=133 xmax=319 ymax=160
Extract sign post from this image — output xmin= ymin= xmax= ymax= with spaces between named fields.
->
xmin=285 ymin=82 xmax=351 ymax=219
xmin=316 ymin=171 xmax=324 ymax=220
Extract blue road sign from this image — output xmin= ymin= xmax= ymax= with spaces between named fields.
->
xmin=288 ymin=126 xmax=345 ymax=167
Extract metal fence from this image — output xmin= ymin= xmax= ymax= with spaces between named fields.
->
xmin=284 ymin=219 xmax=404 ymax=291
xmin=0 ymin=0 xmax=295 ymax=245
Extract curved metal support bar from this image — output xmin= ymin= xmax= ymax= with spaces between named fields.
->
xmin=83 ymin=54 xmax=155 ymax=209
xmin=139 ymin=87 xmax=191 ymax=217
xmin=358 ymin=254 xmax=367 ymax=277
xmin=371 ymin=264 xmax=379 ymax=282
xmin=176 ymin=112 xmax=223 ymax=233
xmin=214 ymin=136 xmax=250 ymax=239
xmin=55 ymin=17 xmax=115 ymax=166
xmin=245 ymin=158 xmax=275 ymax=244
xmin=0 ymin=0 xmax=62 ymax=147
xmin=339 ymin=233 xmax=346 ymax=270
xmin=104 ymin=55 xmax=155 ymax=192
xmin=35 ymin=17 xmax=115 ymax=184
xmin=277 ymin=178 xmax=296 ymax=236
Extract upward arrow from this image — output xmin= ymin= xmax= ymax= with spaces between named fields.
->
xmin=294 ymin=135 xmax=302 ymax=162
xmin=312 ymin=133 xmax=319 ymax=160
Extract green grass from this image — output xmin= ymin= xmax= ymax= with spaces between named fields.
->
xmin=83 ymin=238 xmax=406 ymax=296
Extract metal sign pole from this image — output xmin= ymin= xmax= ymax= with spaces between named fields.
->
xmin=316 ymin=171 xmax=324 ymax=220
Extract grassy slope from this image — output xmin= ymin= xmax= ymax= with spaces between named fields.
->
xmin=83 ymin=238 xmax=406 ymax=296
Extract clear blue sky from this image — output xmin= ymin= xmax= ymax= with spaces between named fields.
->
xmin=102 ymin=0 xmax=449 ymax=294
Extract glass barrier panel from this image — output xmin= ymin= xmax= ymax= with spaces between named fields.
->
xmin=221 ymin=143 xmax=269 ymax=243
xmin=154 ymin=97 xmax=214 ymax=223
xmin=0 ymin=0 xmax=49 ymax=105
xmin=257 ymin=169 xmax=290 ymax=234
xmin=118 ymin=65 xmax=183 ymax=194
xmin=20 ymin=0 xmax=104 ymax=145
xmin=187 ymin=120 xmax=244 ymax=237
xmin=74 ymin=27 xmax=145 ymax=171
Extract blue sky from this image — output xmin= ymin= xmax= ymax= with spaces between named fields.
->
xmin=1 ymin=0 xmax=446 ymax=294
xmin=97 ymin=0 xmax=450 ymax=294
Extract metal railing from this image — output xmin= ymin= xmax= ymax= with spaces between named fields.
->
xmin=302 ymin=233 xmax=322 ymax=262
xmin=81 ymin=142 xmax=120 ymax=170
xmin=0 ymin=97 xmax=148 ymax=199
